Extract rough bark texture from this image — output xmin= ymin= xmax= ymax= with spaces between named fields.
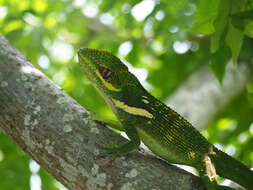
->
xmin=0 ymin=35 xmax=205 ymax=190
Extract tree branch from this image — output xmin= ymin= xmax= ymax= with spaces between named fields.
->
xmin=166 ymin=63 xmax=252 ymax=130
xmin=0 ymin=35 xmax=205 ymax=190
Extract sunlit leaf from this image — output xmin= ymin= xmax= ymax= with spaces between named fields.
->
xmin=3 ymin=20 xmax=24 ymax=33
xmin=190 ymin=0 xmax=219 ymax=34
xmin=33 ymin=0 xmax=48 ymax=13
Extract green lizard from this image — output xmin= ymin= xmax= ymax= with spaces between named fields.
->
xmin=78 ymin=48 xmax=253 ymax=190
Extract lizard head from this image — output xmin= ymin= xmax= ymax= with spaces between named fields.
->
xmin=78 ymin=48 xmax=142 ymax=94
xmin=78 ymin=48 xmax=153 ymax=120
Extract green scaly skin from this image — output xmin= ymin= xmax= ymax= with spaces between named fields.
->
xmin=78 ymin=48 xmax=253 ymax=190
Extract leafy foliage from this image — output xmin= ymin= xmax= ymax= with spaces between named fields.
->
xmin=0 ymin=0 xmax=253 ymax=189
xmin=192 ymin=0 xmax=251 ymax=81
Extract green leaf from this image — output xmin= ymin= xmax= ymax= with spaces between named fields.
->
xmin=210 ymin=44 xmax=231 ymax=82
xmin=209 ymin=0 xmax=231 ymax=82
xmin=210 ymin=0 xmax=231 ymax=53
xmin=40 ymin=169 xmax=59 ymax=190
xmin=190 ymin=0 xmax=220 ymax=34
xmin=244 ymin=21 xmax=253 ymax=38
xmin=231 ymin=10 xmax=253 ymax=31
xmin=0 ymin=134 xmax=30 ymax=190
xmin=231 ymin=10 xmax=253 ymax=38
xmin=225 ymin=21 xmax=244 ymax=64
xmin=166 ymin=0 xmax=189 ymax=15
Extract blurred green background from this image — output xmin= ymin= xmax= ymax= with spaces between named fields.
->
xmin=0 ymin=0 xmax=253 ymax=189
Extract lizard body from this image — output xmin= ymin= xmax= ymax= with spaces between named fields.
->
xmin=78 ymin=48 xmax=253 ymax=190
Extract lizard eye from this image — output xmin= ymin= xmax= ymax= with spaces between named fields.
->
xmin=99 ymin=66 xmax=113 ymax=79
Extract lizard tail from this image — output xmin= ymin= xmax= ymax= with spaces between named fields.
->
xmin=210 ymin=148 xmax=253 ymax=190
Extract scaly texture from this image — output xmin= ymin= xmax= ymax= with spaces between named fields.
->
xmin=78 ymin=48 xmax=253 ymax=190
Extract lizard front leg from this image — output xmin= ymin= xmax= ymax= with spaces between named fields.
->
xmin=96 ymin=120 xmax=141 ymax=157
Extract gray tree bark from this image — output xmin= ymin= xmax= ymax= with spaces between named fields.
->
xmin=0 ymin=35 xmax=205 ymax=190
